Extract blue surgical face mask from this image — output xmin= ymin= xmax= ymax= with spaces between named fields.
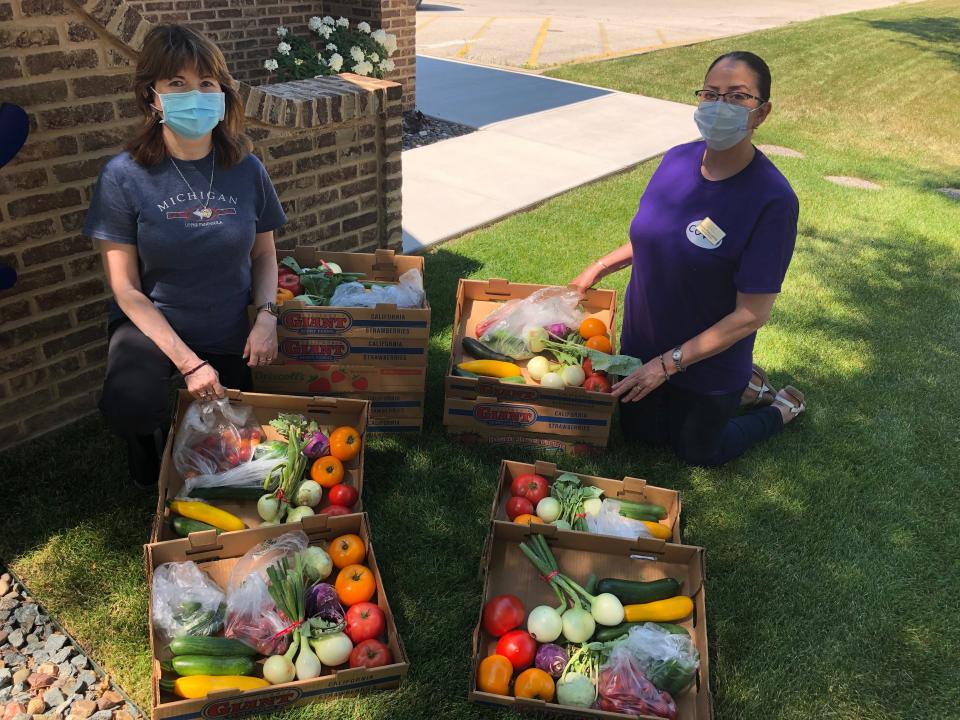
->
xmin=693 ymin=101 xmax=759 ymax=151
xmin=152 ymin=88 xmax=225 ymax=139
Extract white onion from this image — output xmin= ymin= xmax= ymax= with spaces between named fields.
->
xmin=536 ymin=497 xmax=562 ymax=523
xmin=540 ymin=372 xmax=565 ymax=389
xmin=561 ymin=365 xmax=585 ymax=387
xmin=527 ymin=355 xmax=550 ymax=381
xmin=527 ymin=605 xmax=563 ymax=642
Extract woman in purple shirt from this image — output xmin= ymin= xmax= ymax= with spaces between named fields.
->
xmin=571 ymin=51 xmax=805 ymax=466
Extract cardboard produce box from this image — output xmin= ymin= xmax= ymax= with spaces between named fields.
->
xmin=470 ymin=522 xmax=712 ymax=719
xmin=152 ymin=389 xmax=369 ymax=543
xmin=337 ymin=392 xmax=424 ymax=434
xmin=252 ymin=363 xmax=426 ymax=395
xmin=146 ymin=513 xmax=408 ymax=720
xmin=263 ymin=248 xmax=430 ymax=342
xmin=275 ymin=336 xmax=427 ymax=366
xmin=444 ymin=279 xmax=617 ymax=449
xmin=449 ymin=427 xmax=603 ymax=456
xmin=491 ymin=460 xmax=681 ymax=544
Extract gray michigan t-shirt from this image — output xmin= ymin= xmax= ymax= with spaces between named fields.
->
xmin=83 ymin=150 xmax=287 ymax=355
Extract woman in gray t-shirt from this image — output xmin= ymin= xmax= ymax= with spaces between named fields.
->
xmin=83 ymin=24 xmax=287 ymax=486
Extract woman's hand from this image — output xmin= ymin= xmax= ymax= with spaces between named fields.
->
xmin=570 ymin=263 xmax=601 ymax=297
xmin=611 ymin=357 xmax=668 ymax=403
xmin=185 ymin=362 xmax=225 ymax=402
xmin=244 ymin=312 xmax=278 ymax=368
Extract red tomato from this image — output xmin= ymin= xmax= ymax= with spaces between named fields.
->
xmin=510 ymin=473 xmax=549 ymax=505
xmin=328 ymin=484 xmax=359 ymax=508
xmin=495 ymin=630 xmax=537 ymax=671
xmin=582 ymin=359 xmax=607 ymax=378
xmin=583 ymin=374 xmax=612 ymax=393
xmin=349 ymin=639 xmax=393 ymax=668
xmin=506 ymin=496 xmax=534 ymax=520
xmin=319 ymin=504 xmax=352 ymax=516
xmin=482 ymin=595 xmax=525 ymax=637
xmin=345 ymin=602 xmax=386 ymax=644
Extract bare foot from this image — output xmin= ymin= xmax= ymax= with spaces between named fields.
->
xmin=773 ymin=386 xmax=805 ymax=425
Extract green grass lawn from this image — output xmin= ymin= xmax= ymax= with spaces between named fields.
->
xmin=4 ymin=1 xmax=960 ymax=718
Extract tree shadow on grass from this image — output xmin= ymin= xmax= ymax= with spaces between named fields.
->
xmin=861 ymin=15 xmax=960 ymax=68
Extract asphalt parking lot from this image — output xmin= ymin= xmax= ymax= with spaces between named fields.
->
xmin=415 ymin=0 xmax=921 ymax=69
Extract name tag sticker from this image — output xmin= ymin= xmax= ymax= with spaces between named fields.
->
xmin=696 ymin=217 xmax=726 ymax=246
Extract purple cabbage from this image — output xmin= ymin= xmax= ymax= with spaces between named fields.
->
xmin=545 ymin=323 xmax=568 ymax=338
xmin=535 ymin=643 xmax=569 ymax=678
xmin=305 ymin=582 xmax=344 ymax=632
xmin=302 ymin=431 xmax=329 ymax=460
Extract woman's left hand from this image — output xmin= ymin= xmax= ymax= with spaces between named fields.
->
xmin=244 ymin=313 xmax=278 ymax=367
xmin=611 ymin=357 xmax=668 ymax=403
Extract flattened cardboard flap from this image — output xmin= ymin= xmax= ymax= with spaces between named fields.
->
xmin=622 ymin=476 xmax=649 ymax=494
xmin=532 ymin=460 xmax=558 ymax=477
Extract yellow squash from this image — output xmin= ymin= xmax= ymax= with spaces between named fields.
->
xmin=168 ymin=500 xmax=245 ymax=532
xmin=171 ymin=675 xmax=270 ymax=699
xmin=457 ymin=359 xmax=523 ymax=378
xmin=640 ymin=521 xmax=672 ymax=540
xmin=623 ymin=595 xmax=693 ymax=623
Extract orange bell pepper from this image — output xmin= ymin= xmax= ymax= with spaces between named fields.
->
xmin=276 ymin=287 xmax=295 ymax=305
xmin=476 ymin=654 xmax=512 ymax=696
xmin=514 ymin=667 xmax=555 ymax=702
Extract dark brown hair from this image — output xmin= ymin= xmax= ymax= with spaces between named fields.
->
xmin=126 ymin=24 xmax=251 ymax=168
xmin=708 ymin=51 xmax=771 ymax=102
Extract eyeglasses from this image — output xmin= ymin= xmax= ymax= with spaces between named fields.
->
xmin=694 ymin=89 xmax=766 ymax=106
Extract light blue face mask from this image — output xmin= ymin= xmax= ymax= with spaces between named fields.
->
xmin=152 ymin=88 xmax=225 ymax=139
xmin=693 ymin=101 xmax=759 ymax=151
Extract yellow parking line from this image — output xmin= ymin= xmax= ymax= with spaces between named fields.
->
xmin=416 ymin=15 xmax=441 ymax=33
xmin=599 ymin=22 xmax=610 ymax=54
xmin=564 ymin=36 xmax=716 ymax=66
xmin=656 ymin=29 xmax=667 ymax=45
xmin=456 ymin=16 xmax=496 ymax=59
xmin=527 ymin=17 xmax=552 ymax=67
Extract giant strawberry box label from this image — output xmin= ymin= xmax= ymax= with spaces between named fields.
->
xmin=252 ymin=364 xmax=426 ymax=395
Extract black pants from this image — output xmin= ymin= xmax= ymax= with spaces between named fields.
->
xmin=619 ymin=381 xmax=783 ymax=467
xmin=99 ymin=319 xmax=252 ymax=439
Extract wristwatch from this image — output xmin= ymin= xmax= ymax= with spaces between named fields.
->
xmin=671 ymin=346 xmax=685 ymax=373
xmin=256 ymin=302 xmax=279 ymax=318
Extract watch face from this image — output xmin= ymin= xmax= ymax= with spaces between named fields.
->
xmin=672 ymin=349 xmax=682 ymax=360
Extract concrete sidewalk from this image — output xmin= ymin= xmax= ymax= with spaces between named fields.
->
xmin=402 ymin=57 xmax=698 ymax=253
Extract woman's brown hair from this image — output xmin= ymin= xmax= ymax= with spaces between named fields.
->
xmin=126 ymin=24 xmax=251 ymax=168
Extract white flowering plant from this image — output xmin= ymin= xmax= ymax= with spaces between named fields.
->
xmin=264 ymin=16 xmax=399 ymax=82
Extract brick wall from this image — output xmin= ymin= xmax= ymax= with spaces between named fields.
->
xmin=125 ymin=0 xmax=416 ymax=110
xmin=0 ymin=0 xmax=402 ymax=449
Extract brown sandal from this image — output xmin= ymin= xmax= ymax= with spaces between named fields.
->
xmin=773 ymin=386 xmax=806 ymax=417
xmin=740 ymin=365 xmax=777 ymax=407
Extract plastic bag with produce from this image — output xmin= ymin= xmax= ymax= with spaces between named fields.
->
xmin=329 ymin=268 xmax=425 ymax=308
xmin=597 ymin=646 xmax=678 ymax=719
xmin=586 ymin=499 xmax=656 ymax=540
xmin=223 ymin=531 xmax=309 ymax=655
xmin=476 ymin=287 xmax=585 ymax=360
xmin=620 ymin=622 xmax=700 ymax=697
xmin=172 ymin=399 xmax=265 ymax=479
xmin=152 ymin=561 xmax=226 ymax=640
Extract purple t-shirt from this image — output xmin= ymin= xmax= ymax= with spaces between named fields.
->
xmin=621 ymin=141 xmax=798 ymax=395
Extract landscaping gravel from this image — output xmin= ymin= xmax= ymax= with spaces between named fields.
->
xmin=0 ymin=569 xmax=141 ymax=720
xmin=402 ymin=110 xmax=476 ymax=151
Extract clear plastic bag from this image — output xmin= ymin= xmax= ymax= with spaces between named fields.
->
xmin=620 ymin=623 xmax=700 ymax=697
xmin=151 ymin=561 xmax=226 ymax=640
xmin=182 ymin=457 xmax=283 ymax=498
xmin=329 ymin=268 xmax=425 ymax=308
xmin=173 ymin=399 xmax=265 ymax=478
xmin=223 ymin=531 xmax=308 ymax=655
xmin=476 ymin=286 xmax=584 ymax=360
xmin=597 ymin=646 xmax=678 ymax=719
xmin=586 ymin=499 xmax=655 ymax=540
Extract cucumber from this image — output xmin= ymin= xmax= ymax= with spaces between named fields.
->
xmin=172 ymin=517 xmax=222 ymax=537
xmin=616 ymin=499 xmax=668 ymax=521
xmin=169 ymin=636 xmax=258 ymax=657
xmin=593 ymin=620 xmax=690 ymax=643
xmin=500 ymin=375 xmax=526 ymax=384
xmin=170 ymin=655 xmax=256 ymax=677
xmin=188 ymin=486 xmax=264 ymax=501
xmin=462 ymin=337 xmax=513 ymax=363
xmin=452 ymin=366 xmax=479 ymax=379
xmin=596 ymin=577 xmax=682 ymax=605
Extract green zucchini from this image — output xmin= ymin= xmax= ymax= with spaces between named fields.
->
xmin=616 ymin=499 xmax=668 ymax=521
xmin=596 ymin=577 xmax=682 ymax=605
xmin=453 ymin=366 xmax=480 ymax=379
xmin=169 ymin=636 xmax=258 ymax=657
xmin=593 ymin=621 xmax=690 ymax=643
xmin=462 ymin=337 xmax=513 ymax=363
xmin=170 ymin=655 xmax=256 ymax=677
xmin=500 ymin=375 xmax=526 ymax=384
xmin=187 ymin=486 xmax=264 ymax=501
xmin=172 ymin=517 xmax=222 ymax=537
